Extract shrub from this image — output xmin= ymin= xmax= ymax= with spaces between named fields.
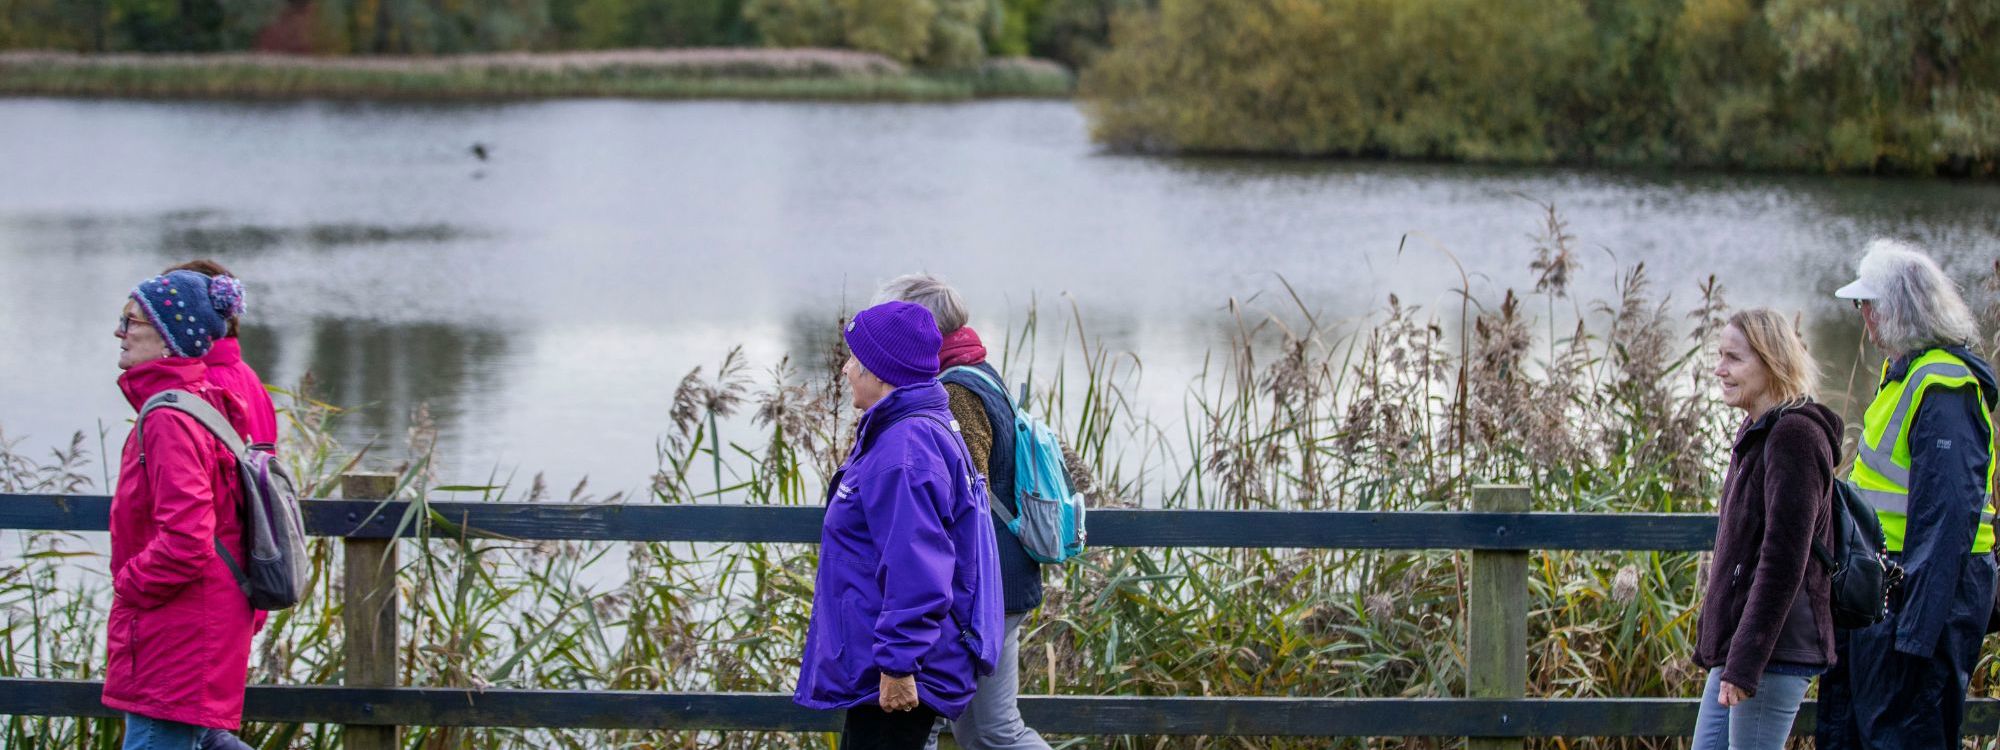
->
xmin=745 ymin=0 xmax=845 ymax=47
xmin=835 ymin=0 xmax=935 ymax=64
xmin=1080 ymin=0 xmax=2000 ymax=173
xmin=924 ymin=0 xmax=989 ymax=69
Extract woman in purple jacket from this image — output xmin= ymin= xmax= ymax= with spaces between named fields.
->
xmin=794 ymin=300 xmax=1004 ymax=750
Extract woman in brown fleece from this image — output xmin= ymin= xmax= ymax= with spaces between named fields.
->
xmin=1690 ymin=308 xmax=1843 ymax=750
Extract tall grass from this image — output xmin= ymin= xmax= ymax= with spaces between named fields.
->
xmin=0 ymin=51 xmax=1075 ymax=101
xmin=4 ymin=213 xmax=1998 ymax=748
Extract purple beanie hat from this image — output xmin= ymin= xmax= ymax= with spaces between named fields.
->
xmin=844 ymin=301 xmax=942 ymax=388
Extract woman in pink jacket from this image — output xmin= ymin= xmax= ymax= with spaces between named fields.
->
xmin=159 ymin=261 xmax=266 ymax=750
xmin=165 ymin=260 xmax=277 ymax=447
xmin=106 ymin=270 xmax=257 ymax=750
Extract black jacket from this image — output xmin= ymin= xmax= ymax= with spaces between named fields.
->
xmin=1694 ymin=401 xmax=1843 ymax=694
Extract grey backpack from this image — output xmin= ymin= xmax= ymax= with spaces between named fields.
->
xmin=137 ymin=390 xmax=311 ymax=610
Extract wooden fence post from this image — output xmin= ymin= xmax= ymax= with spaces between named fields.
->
xmin=1469 ymin=485 xmax=1530 ymax=750
xmin=341 ymin=472 xmax=400 ymax=750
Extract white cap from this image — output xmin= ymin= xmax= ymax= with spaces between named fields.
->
xmin=1833 ymin=277 xmax=1883 ymax=300
xmin=1834 ymin=238 xmax=1924 ymax=300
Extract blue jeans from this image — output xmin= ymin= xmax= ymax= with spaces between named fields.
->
xmin=122 ymin=713 xmax=198 ymax=750
xmin=121 ymin=714 xmax=247 ymax=750
xmin=199 ymin=728 xmax=253 ymax=750
xmin=1690 ymin=668 xmax=1812 ymax=750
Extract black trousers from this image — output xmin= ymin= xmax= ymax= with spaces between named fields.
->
xmin=841 ymin=705 xmax=939 ymax=750
xmin=1817 ymin=556 xmax=1996 ymax=749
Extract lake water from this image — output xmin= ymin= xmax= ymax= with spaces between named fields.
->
xmin=3 ymin=98 xmax=1997 ymax=497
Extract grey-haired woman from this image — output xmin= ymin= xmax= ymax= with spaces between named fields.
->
xmin=1817 ymin=239 xmax=1997 ymax=750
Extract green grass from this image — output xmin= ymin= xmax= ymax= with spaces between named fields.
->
xmin=2 ymin=207 xmax=1996 ymax=748
xmin=0 ymin=51 xmax=1075 ymax=102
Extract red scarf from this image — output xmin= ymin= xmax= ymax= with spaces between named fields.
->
xmin=940 ymin=326 xmax=988 ymax=369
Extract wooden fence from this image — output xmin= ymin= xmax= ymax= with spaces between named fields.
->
xmin=3 ymin=477 xmax=1995 ymax=747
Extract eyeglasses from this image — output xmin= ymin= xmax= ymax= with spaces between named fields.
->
xmin=1851 ymin=299 xmax=1868 ymax=311
xmin=117 ymin=314 xmax=148 ymax=335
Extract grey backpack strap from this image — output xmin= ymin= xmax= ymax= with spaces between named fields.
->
xmin=135 ymin=390 xmax=254 ymax=597
xmin=988 ymin=485 xmax=1019 ymax=526
xmin=139 ymin=390 xmax=248 ymax=457
xmin=912 ymin=414 xmax=975 ymax=477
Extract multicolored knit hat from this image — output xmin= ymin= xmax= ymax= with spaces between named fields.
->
xmin=844 ymin=301 xmax=942 ymax=388
xmin=130 ymin=270 xmax=245 ymax=359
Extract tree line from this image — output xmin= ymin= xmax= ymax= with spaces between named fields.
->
xmin=1079 ymin=0 xmax=2000 ymax=174
xmin=7 ymin=0 xmax=1994 ymax=174
xmin=0 ymin=0 xmax=1128 ymax=67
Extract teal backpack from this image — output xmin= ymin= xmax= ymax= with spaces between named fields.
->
xmin=942 ymin=366 xmax=1087 ymax=563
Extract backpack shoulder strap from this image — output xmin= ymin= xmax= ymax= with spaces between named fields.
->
xmin=139 ymin=390 xmax=249 ymax=457
xmin=942 ymin=366 xmax=1012 ymax=407
xmin=910 ymin=414 xmax=973 ymax=475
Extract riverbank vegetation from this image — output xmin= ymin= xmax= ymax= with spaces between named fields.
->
xmin=0 ymin=0 xmax=1095 ymax=99
xmin=1080 ymin=0 xmax=2000 ymax=175
xmin=0 ymin=50 xmax=1073 ymax=100
xmin=4 ymin=218 xmax=1998 ymax=748
xmin=0 ymin=0 xmax=1117 ymax=79
xmin=8 ymin=1 xmax=1998 ymax=176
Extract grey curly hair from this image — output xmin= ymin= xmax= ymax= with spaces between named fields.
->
xmin=1850 ymin=239 xmax=1981 ymax=356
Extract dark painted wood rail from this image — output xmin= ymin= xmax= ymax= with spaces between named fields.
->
xmin=9 ymin=482 xmax=1988 ymax=743
xmin=0 ymin=493 xmax=1720 ymax=549
xmin=4 ymin=678 xmax=1995 ymax=736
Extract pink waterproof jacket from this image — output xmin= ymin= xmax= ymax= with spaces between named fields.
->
xmin=102 ymin=358 xmax=257 ymax=730
xmin=201 ymin=338 xmax=277 ymax=446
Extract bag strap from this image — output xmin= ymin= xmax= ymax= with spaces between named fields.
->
xmin=1761 ymin=402 xmax=1844 ymax=575
xmin=139 ymin=390 xmax=249 ymax=457
xmin=942 ymin=366 xmax=1013 ymax=408
xmin=987 ymin=484 xmax=1019 ymax=526
xmin=911 ymin=414 xmax=976 ymax=481
xmin=135 ymin=390 xmax=254 ymax=597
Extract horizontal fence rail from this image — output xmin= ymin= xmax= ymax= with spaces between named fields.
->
xmin=10 ymin=481 xmax=1989 ymax=743
xmin=7 ymin=679 xmax=1996 ymax=736
xmin=0 ymin=494 xmax=1721 ymax=550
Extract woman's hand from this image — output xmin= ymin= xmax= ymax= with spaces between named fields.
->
xmin=1718 ymin=681 xmax=1750 ymax=707
xmin=880 ymin=673 xmax=920 ymax=712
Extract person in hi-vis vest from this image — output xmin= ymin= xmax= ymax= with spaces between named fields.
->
xmin=1816 ymin=239 xmax=1998 ymax=750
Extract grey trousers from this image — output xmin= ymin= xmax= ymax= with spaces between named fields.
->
xmin=926 ymin=612 xmax=1052 ymax=750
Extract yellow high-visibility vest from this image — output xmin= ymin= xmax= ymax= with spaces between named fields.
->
xmin=1852 ymin=348 xmax=1999 ymax=553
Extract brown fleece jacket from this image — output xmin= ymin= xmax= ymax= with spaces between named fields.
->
xmin=1692 ymin=401 xmax=1843 ymax=695
xmin=944 ymin=383 xmax=994 ymax=478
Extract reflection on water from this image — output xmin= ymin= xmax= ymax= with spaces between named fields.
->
xmin=6 ymin=209 xmax=477 ymax=257
xmin=0 ymin=98 xmax=1995 ymax=493
xmin=240 ymin=320 xmax=511 ymax=462
xmin=163 ymin=222 xmax=472 ymax=255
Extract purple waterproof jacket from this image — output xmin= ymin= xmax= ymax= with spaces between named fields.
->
xmin=794 ymin=380 xmax=1004 ymax=719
